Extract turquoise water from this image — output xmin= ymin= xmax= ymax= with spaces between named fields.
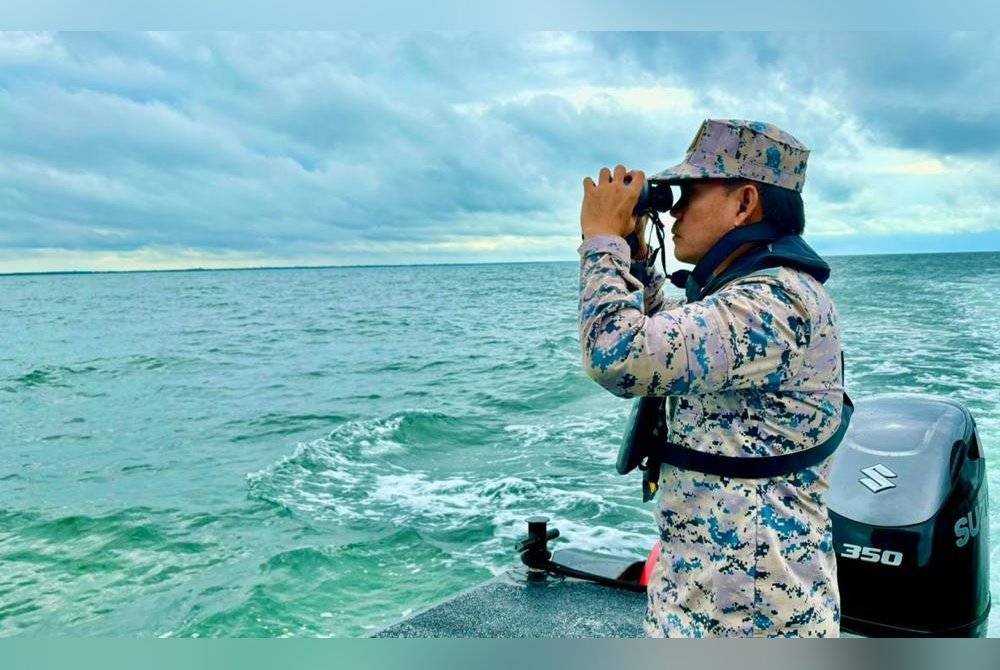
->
xmin=1 ymin=252 xmax=999 ymax=637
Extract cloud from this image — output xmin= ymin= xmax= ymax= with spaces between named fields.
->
xmin=881 ymin=160 xmax=948 ymax=176
xmin=456 ymin=85 xmax=695 ymax=116
xmin=0 ymin=31 xmax=999 ymax=272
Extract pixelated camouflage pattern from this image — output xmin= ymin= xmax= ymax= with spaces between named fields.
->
xmin=577 ymin=234 xmax=844 ymax=637
xmin=651 ymin=119 xmax=810 ymax=192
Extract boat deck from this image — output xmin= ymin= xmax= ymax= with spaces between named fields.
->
xmin=374 ymin=571 xmax=647 ymax=638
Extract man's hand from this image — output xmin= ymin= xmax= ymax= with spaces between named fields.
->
xmin=580 ymin=164 xmax=645 ymax=240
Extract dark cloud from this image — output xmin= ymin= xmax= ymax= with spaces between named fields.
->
xmin=592 ymin=32 xmax=1000 ymax=156
xmin=757 ymin=32 xmax=1000 ymax=156
xmin=871 ymin=109 xmax=1000 ymax=155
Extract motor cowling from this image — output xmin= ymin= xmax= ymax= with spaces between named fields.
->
xmin=827 ymin=394 xmax=991 ymax=637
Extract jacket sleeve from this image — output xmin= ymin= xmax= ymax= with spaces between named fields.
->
xmin=578 ymin=237 xmax=810 ymax=398
xmin=628 ymin=246 xmax=680 ymax=316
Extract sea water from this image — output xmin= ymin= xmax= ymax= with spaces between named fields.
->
xmin=1 ymin=252 xmax=998 ymax=637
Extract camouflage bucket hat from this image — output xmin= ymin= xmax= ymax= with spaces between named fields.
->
xmin=651 ymin=119 xmax=810 ymax=192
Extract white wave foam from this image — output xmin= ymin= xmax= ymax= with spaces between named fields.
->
xmin=502 ymin=423 xmax=548 ymax=447
xmin=247 ymin=410 xmax=654 ymax=569
xmin=370 ymin=472 xmax=483 ymax=524
xmin=328 ymin=414 xmax=408 ymax=456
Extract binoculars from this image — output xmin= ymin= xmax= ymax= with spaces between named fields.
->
xmin=632 ymin=178 xmax=675 ymax=216
xmin=626 ymin=178 xmax=675 ymax=257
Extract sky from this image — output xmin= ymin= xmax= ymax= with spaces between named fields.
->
xmin=1 ymin=31 xmax=999 ymax=273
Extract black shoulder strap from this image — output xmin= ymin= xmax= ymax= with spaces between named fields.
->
xmin=654 ymin=393 xmax=853 ymax=480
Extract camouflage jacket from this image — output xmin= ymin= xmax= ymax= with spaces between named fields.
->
xmin=578 ymin=234 xmax=845 ymax=638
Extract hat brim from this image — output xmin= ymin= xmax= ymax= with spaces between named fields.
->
xmin=649 ymin=159 xmax=731 ymax=183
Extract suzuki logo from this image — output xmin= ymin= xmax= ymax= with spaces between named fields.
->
xmin=859 ymin=464 xmax=897 ymax=493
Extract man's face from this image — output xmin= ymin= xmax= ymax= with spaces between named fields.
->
xmin=669 ymin=180 xmax=742 ymax=264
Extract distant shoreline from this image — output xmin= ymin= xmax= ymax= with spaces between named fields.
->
xmin=2 ymin=259 xmax=570 ymax=277
xmin=1 ymin=248 xmax=997 ymax=278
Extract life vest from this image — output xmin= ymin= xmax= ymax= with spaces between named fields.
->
xmin=616 ymin=220 xmax=853 ymax=501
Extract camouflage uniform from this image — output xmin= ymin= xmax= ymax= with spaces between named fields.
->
xmin=577 ymin=120 xmax=845 ymax=637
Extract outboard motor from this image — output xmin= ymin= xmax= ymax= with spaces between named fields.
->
xmin=828 ymin=394 xmax=991 ymax=637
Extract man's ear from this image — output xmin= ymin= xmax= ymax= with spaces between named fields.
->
xmin=735 ymin=183 xmax=761 ymax=226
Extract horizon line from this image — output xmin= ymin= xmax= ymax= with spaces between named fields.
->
xmin=1 ymin=247 xmax=999 ymax=277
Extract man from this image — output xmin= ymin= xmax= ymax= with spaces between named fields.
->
xmin=577 ymin=119 xmax=846 ymax=637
